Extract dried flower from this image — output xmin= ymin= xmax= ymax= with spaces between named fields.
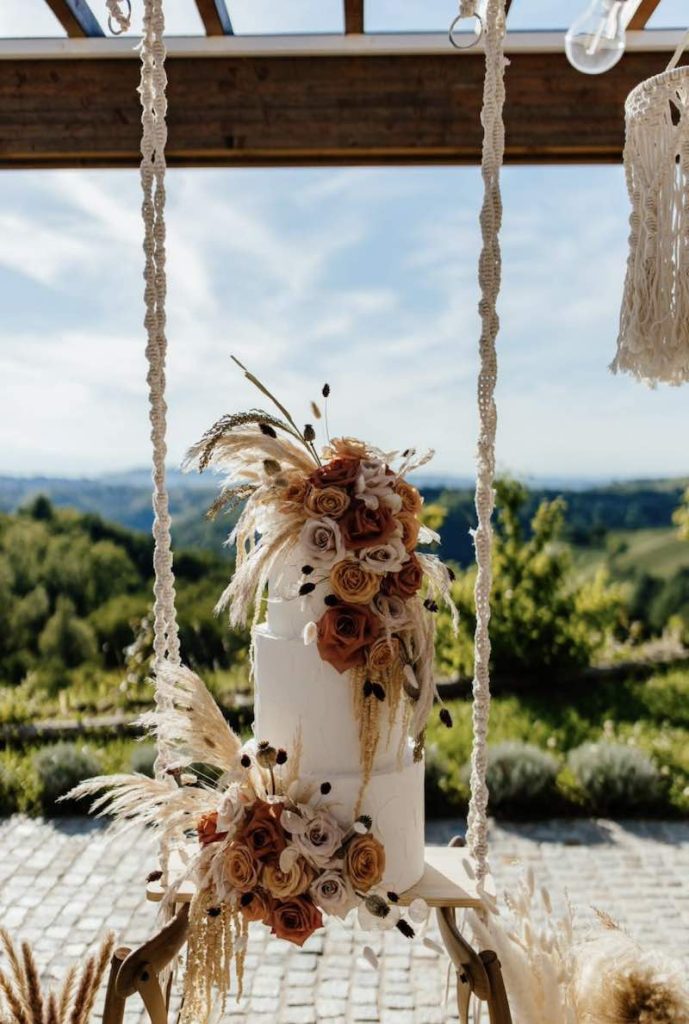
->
xmin=263 ymin=858 xmax=315 ymax=899
xmin=238 ymin=800 xmax=286 ymax=862
xmin=439 ymin=708 xmax=453 ymax=729
xmin=310 ymin=870 xmax=357 ymax=919
xmin=294 ymin=810 xmax=344 ymax=867
xmin=359 ymin=538 xmax=409 ymax=575
xmin=394 ymin=479 xmax=423 ymax=515
xmin=322 ymin=383 xmax=330 ymax=398
xmin=305 ymin=485 xmax=350 ymax=519
xmin=396 ymin=919 xmax=415 ymax=939
xmin=276 ymin=749 xmax=288 ymax=765
xmin=345 ymin=834 xmax=385 ymax=892
xmin=299 ymin=517 xmax=345 ymax=567
xmin=340 ymin=500 xmax=398 ymax=551
xmin=222 ymin=842 xmax=259 ymax=893
xmin=382 ymin=554 xmax=424 ymax=598
xmin=239 ymin=889 xmax=272 ymax=924
xmin=316 ymin=604 xmax=380 ymax=674
xmin=367 ymin=637 xmax=402 ymax=675
xmin=259 ymin=422 xmax=277 ymax=438
xmin=310 ymin=456 xmax=360 ymax=490
xmin=269 ymin=896 xmax=323 ymax=947
xmin=371 ymin=592 xmax=410 ymax=630
xmin=197 ymin=811 xmax=228 ymax=847
xmin=398 ymin=512 xmax=421 ymax=552
xmin=303 ymin=424 xmax=316 ymax=442
xmin=329 ymin=559 xmax=380 ymax=605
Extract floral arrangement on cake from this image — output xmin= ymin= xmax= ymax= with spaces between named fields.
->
xmin=71 ymin=664 xmax=428 ymax=1023
xmin=184 ymin=358 xmax=458 ymax=789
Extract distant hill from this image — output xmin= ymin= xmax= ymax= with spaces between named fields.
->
xmin=0 ymin=471 xmax=686 ymax=568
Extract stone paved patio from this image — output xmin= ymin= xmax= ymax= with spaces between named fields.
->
xmin=1 ymin=816 xmax=688 ymax=1022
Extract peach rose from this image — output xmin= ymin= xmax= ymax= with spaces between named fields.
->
xmin=196 ymin=811 xmax=227 ymax=847
xmin=238 ymin=800 xmax=286 ymax=862
xmin=398 ymin=512 xmax=421 ymax=553
xmin=329 ymin=559 xmax=380 ymax=605
xmin=367 ymin=636 xmax=402 ymax=675
xmin=305 ymin=485 xmax=350 ymax=519
xmin=223 ymin=842 xmax=259 ymax=893
xmin=382 ymin=554 xmax=424 ymax=599
xmin=310 ymin=457 xmax=360 ymax=490
xmin=340 ymin=500 xmax=398 ymax=551
xmin=270 ymin=896 xmax=323 ymax=947
xmin=263 ymin=858 xmax=315 ymax=899
xmin=344 ymin=834 xmax=386 ymax=892
xmin=239 ymin=889 xmax=272 ymax=924
xmin=324 ymin=437 xmax=369 ymax=461
xmin=316 ymin=604 xmax=380 ymax=674
xmin=281 ymin=474 xmax=309 ymax=508
xmin=395 ymin=479 xmax=423 ymax=515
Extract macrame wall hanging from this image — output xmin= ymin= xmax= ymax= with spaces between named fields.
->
xmin=612 ymin=29 xmax=689 ymax=384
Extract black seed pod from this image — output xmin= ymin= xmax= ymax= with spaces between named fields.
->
xmin=372 ymin=682 xmax=386 ymax=702
xmin=363 ymin=679 xmax=374 ymax=698
xmin=320 ymin=782 xmax=332 ymax=795
xmin=240 ymin=892 xmax=254 ymax=907
xmin=259 ymin=422 xmax=277 ymax=438
xmin=324 ymin=594 xmax=340 ymax=607
xmin=387 ymin=891 xmax=400 ymax=903
xmin=299 ymin=582 xmax=316 ymax=596
xmin=240 ymin=754 xmax=252 ymax=768
xmin=322 ymin=383 xmax=330 ymax=398
xmin=301 ymin=565 xmax=314 ymax=575
xmin=207 ymin=906 xmax=222 ymax=918
xmin=439 ymin=707 xmax=453 ymax=729
xmin=424 ymin=598 xmax=439 ymax=613
xmin=264 ymin=458 xmax=281 ymax=475
xmin=147 ymin=869 xmax=163 ymax=883
xmin=396 ymin=919 xmax=415 ymax=939
xmin=448 ymin=566 xmax=456 ymax=582
xmin=365 ymin=894 xmax=390 ymax=918
xmin=304 ymin=424 xmax=316 ymax=442
xmin=276 ymin=749 xmax=288 ymax=765
xmin=356 ymin=814 xmax=372 ymax=831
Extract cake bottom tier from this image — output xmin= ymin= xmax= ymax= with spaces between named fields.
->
xmin=303 ymin=745 xmax=425 ymax=894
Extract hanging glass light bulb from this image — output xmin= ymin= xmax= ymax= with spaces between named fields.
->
xmin=565 ymin=0 xmax=630 ymax=75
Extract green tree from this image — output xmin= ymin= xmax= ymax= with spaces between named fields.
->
xmin=38 ymin=596 xmax=98 ymax=668
xmin=436 ymin=479 xmax=625 ymax=681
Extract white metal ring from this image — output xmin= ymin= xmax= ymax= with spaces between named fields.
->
xmin=107 ymin=0 xmax=132 ymax=36
xmin=448 ymin=12 xmax=483 ymax=51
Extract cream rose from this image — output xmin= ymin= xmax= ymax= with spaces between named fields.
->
xmin=310 ymin=871 xmax=357 ymax=919
xmin=263 ymin=858 xmax=315 ymax=899
xmin=305 ymin=486 xmax=350 ymax=519
xmin=299 ymin=517 xmax=344 ymax=566
xmin=294 ymin=812 xmax=344 ymax=868
xmin=372 ymin=593 xmax=410 ymax=630
xmin=367 ymin=636 xmax=402 ymax=675
xmin=359 ymin=538 xmax=409 ymax=575
xmin=222 ymin=842 xmax=259 ymax=894
xmin=355 ymin=459 xmax=394 ymax=509
xmin=329 ymin=559 xmax=380 ymax=605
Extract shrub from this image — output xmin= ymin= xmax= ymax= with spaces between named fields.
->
xmin=567 ymin=741 xmax=662 ymax=815
xmin=33 ymin=742 xmax=101 ymax=815
xmin=424 ymin=742 xmax=468 ymax=817
xmin=130 ymin=742 xmax=157 ymax=777
xmin=463 ymin=741 xmax=560 ymax=818
xmin=0 ymin=759 xmax=22 ymax=815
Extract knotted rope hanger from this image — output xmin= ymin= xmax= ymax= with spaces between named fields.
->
xmin=458 ymin=0 xmax=508 ymax=887
xmin=138 ymin=0 xmax=180 ymax=784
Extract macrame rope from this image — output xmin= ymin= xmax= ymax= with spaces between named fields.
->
xmin=465 ymin=0 xmax=507 ymax=886
xmin=140 ymin=0 xmax=181 ymax=785
xmin=105 ymin=0 xmax=132 ymax=35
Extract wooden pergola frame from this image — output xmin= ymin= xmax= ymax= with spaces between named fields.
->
xmin=1 ymin=0 xmax=684 ymax=168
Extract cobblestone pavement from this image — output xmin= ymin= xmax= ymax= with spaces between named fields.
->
xmin=1 ymin=816 xmax=688 ymax=1022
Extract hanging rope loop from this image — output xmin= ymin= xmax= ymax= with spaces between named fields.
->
xmin=105 ymin=0 xmax=132 ymax=35
xmin=449 ymin=1 xmax=483 ymax=50
xmin=465 ymin=0 xmax=507 ymax=887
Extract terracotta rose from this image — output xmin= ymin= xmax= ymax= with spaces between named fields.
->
xmin=310 ymin=457 xmax=360 ymax=490
xmin=395 ymin=479 xmax=423 ymax=515
xmin=239 ymin=889 xmax=272 ymax=924
xmin=344 ymin=834 xmax=386 ymax=892
xmin=382 ymin=554 xmax=424 ymax=599
xmin=270 ymin=896 xmax=324 ymax=947
xmin=238 ymin=800 xmax=286 ymax=862
xmin=317 ymin=604 xmax=380 ymax=674
xmin=196 ymin=811 xmax=227 ymax=847
xmin=398 ymin=512 xmax=421 ymax=553
xmin=340 ymin=500 xmax=397 ymax=551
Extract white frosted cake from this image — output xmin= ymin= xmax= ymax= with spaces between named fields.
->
xmin=253 ymin=554 xmax=425 ymax=893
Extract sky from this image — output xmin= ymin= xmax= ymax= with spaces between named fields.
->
xmin=1 ymin=2 xmax=688 ymax=484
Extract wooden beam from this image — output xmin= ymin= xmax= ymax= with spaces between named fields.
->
xmin=0 ymin=46 xmax=678 ymax=168
xmin=628 ymin=0 xmax=663 ymax=31
xmin=344 ymin=0 xmax=364 ymax=34
xmin=194 ymin=0 xmax=233 ymax=36
xmin=43 ymin=0 xmax=104 ymax=37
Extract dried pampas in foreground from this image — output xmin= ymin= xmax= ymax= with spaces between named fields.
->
xmin=0 ymin=929 xmax=114 ymax=1024
xmin=467 ymin=871 xmax=689 ymax=1024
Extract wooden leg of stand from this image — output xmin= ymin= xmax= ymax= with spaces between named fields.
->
xmin=102 ymin=948 xmax=130 ymax=1024
xmin=480 ymin=951 xmax=513 ymax=1024
xmin=136 ymin=972 xmax=169 ymax=1024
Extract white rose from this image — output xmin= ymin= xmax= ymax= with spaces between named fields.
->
xmin=293 ymin=811 xmax=344 ymax=867
xmin=311 ymin=870 xmax=357 ymax=919
xmin=299 ymin=517 xmax=344 ymax=566
xmin=355 ymin=460 xmax=395 ymax=509
xmin=359 ymin=538 xmax=409 ymax=575
xmin=216 ymin=784 xmax=249 ymax=834
xmin=372 ymin=593 xmax=411 ymax=630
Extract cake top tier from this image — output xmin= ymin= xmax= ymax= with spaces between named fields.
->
xmin=184 ymin=363 xmax=459 ymax=745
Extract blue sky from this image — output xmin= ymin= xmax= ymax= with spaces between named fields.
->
xmin=1 ymin=3 xmax=688 ymax=482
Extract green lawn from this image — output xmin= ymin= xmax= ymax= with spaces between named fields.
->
xmin=574 ymin=528 xmax=689 ymax=580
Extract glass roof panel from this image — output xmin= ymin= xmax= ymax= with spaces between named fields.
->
xmin=507 ymin=1 xmax=579 ymax=31
xmin=646 ymin=0 xmax=688 ymax=27
xmin=229 ymin=1 xmax=344 ymax=34
xmin=365 ymin=0 xmax=461 ymax=32
xmin=0 ymin=0 xmax=64 ymax=37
